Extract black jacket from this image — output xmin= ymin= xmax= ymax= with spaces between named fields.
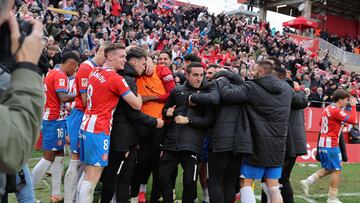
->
xmin=218 ymin=75 xmax=294 ymax=167
xmin=286 ymin=91 xmax=309 ymax=157
xmin=162 ymin=80 xmax=214 ymax=154
xmin=110 ymin=63 xmax=157 ymax=152
xmin=310 ymin=92 xmax=324 ymax=108
xmin=190 ymin=71 xmax=251 ymax=154
xmin=213 ymin=71 xmax=252 ymax=154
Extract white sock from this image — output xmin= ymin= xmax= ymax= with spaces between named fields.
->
xmin=64 ymin=159 xmax=81 ymax=202
xmin=140 ymin=184 xmax=147 ymax=193
xmin=76 ymin=172 xmax=85 ymax=203
xmin=51 ymin=156 xmax=64 ymax=196
xmin=240 ymin=186 xmax=256 ymax=203
xmin=202 ymin=187 xmax=209 ymax=201
xmin=305 ymin=173 xmax=320 ymax=186
xmin=78 ymin=180 xmax=96 ymax=203
xmin=328 ymin=187 xmax=339 ymax=199
xmin=261 ymin=183 xmax=271 ymax=203
xmin=110 ymin=193 xmax=117 ymax=203
xmin=31 ymin=158 xmax=52 ymax=188
xmin=269 ymin=185 xmax=283 ymax=203
xmin=78 ymin=163 xmax=85 ymax=179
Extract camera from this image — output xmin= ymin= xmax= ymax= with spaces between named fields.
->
xmin=0 ymin=20 xmax=33 ymax=68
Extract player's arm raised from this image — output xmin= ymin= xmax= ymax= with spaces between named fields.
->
xmin=345 ymin=97 xmax=357 ymax=124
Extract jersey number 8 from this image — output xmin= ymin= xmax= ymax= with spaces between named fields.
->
xmin=87 ymin=84 xmax=94 ymax=110
xmin=103 ymin=139 xmax=109 ymax=150
xmin=321 ymin=116 xmax=329 ymax=134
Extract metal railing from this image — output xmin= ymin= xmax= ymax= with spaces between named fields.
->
xmin=308 ymin=100 xmax=359 ymax=111
xmin=317 ymin=37 xmax=360 ymax=66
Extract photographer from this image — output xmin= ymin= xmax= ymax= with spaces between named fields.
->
xmin=0 ymin=0 xmax=45 ymax=199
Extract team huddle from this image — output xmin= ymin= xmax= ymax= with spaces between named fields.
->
xmin=32 ymin=41 xmax=356 ymax=203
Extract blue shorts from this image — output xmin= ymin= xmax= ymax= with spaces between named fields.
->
xmin=319 ymin=147 xmax=342 ymax=170
xmin=41 ymin=120 xmax=67 ymax=151
xmin=240 ymin=163 xmax=282 ymax=179
xmin=66 ymin=108 xmax=84 ymax=154
xmin=200 ymin=136 xmax=209 ymax=162
xmin=82 ymin=131 xmax=110 ymax=167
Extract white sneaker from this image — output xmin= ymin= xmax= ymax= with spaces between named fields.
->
xmin=300 ymin=180 xmax=310 ymax=196
xmin=202 ymin=195 xmax=209 ymax=203
xmin=130 ymin=197 xmax=138 ymax=203
xmin=327 ymin=197 xmax=342 ymax=203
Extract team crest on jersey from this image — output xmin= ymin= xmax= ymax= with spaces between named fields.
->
xmin=59 ymin=79 xmax=65 ymax=87
xmin=340 ymin=111 xmax=347 ymax=117
xmin=81 ymin=78 xmax=88 ymax=87
xmin=122 ymin=79 xmax=129 ymax=88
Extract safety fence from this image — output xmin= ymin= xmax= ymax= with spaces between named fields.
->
xmin=318 ymin=37 xmax=360 ymax=66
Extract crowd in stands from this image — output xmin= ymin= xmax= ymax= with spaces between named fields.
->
xmin=15 ymin=0 xmax=360 ymax=109
xmin=319 ymin=29 xmax=360 ymax=54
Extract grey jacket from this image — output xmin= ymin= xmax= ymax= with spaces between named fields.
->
xmin=0 ymin=67 xmax=44 ymax=174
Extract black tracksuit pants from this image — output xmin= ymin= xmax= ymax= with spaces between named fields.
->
xmin=131 ymin=126 xmax=165 ymax=202
xmin=208 ymin=151 xmax=241 ymax=203
xmin=100 ymin=146 xmax=137 ymax=203
xmin=261 ymin=156 xmax=297 ymax=203
xmin=158 ymin=150 xmax=199 ymax=203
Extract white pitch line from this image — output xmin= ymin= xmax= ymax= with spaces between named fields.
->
xmin=294 ymin=193 xmax=360 ymax=203
xmin=308 ymin=192 xmax=360 ymax=197
xmin=294 ymin=195 xmax=317 ymax=203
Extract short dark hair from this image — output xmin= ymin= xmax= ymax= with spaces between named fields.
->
xmin=104 ymin=43 xmax=126 ymax=57
xmin=267 ymin=56 xmax=282 ymax=68
xmin=186 ymin=62 xmax=203 ymax=74
xmin=61 ymin=51 xmax=80 ymax=64
xmin=126 ymin=46 xmax=147 ymax=61
xmin=332 ymin=89 xmax=350 ymax=103
xmin=273 ymin=66 xmax=286 ymax=80
xmin=184 ymin=54 xmax=201 ymax=63
xmin=159 ymin=50 xmax=172 ymax=59
xmin=256 ymin=60 xmax=273 ymax=74
xmin=207 ymin=64 xmax=218 ymax=69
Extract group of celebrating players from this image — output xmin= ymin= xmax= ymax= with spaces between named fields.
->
xmin=32 ymin=40 xmax=357 ymax=203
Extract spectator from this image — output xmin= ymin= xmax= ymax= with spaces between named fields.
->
xmin=310 ymin=87 xmax=325 ymax=108
xmin=349 ymin=124 xmax=360 ymax=144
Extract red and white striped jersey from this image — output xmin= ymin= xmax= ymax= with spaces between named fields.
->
xmin=42 ymin=68 xmax=68 ymax=120
xmin=80 ymin=67 xmax=130 ymax=135
xmin=319 ymin=104 xmax=356 ymax=148
xmin=74 ymin=59 xmax=98 ymax=112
